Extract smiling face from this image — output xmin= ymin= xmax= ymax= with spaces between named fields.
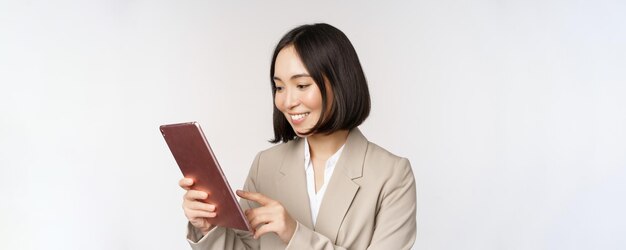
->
xmin=272 ymin=45 xmax=326 ymax=136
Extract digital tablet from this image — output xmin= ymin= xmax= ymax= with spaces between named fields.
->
xmin=160 ymin=122 xmax=252 ymax=231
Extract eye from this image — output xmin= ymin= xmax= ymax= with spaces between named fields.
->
xmin=297 ymin=84 xmax=311 ymax=89
xmin=274 ymin=86 xmax=284 ymax=92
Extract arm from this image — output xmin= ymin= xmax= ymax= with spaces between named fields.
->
xmin=186 ymin=153 xmax=263 ymax=250
xmin=284 ymin=222 xmax=347 ymax=250
xmin=367 ymin=158 xmax=417 ymax=249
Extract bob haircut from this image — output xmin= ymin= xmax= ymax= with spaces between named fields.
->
xmin=269 ymin=23 xmax=371 ymax=143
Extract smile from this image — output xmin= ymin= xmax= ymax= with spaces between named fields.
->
xmin=290 ymin=112 xmax=310 ymax=121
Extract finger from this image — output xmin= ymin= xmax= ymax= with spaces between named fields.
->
xmin=188 ymin=201 xmax=215 ymax=212
xmin=186 ymin=208 xmax=217 ymax=219
xmin=185 ymin=190 xmax=208 ymax=201
xmin=253 ymin=223 xmax=275 ymax=240
xmin=185 ymin=190 xmax=208 ymax=200
xmin=179 ymin=178 xmax=194 ymax=190
xmin=236 ymin=190 xmax=272 ymax=206
xmin=247 ymin=212 xmax=271 ymax=230
xmin=244 ymin=206 xmax=271 ymax=220
xmin=245 ymin=206 xmax=276 ymax=229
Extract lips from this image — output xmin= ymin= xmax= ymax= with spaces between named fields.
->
xmin=290 ymin=112 xmax=309 ymax=121
xmin=288 ymin=112 xmax=310 ymax=125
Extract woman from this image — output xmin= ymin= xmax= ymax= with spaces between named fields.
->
xmin=179 ymin=23 xmax=416 ymax=249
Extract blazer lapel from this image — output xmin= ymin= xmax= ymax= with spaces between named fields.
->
xmin=276 ymin=138 xmax=314 ymax=229
xmin=314 ymin=128 xmax=368 ymax=243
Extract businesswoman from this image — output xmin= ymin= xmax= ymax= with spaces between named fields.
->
xmin=179 ymin=23 xmax=417 ymax=249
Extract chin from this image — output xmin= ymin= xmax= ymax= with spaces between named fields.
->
xmin=293 ymin=127 xmax=313 ymax=137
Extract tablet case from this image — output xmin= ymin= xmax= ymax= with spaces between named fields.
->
xmin=160 ymin=122 xmax=252 ymax=231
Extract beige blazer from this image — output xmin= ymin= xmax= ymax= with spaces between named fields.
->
xmin=187 ymin=128 xmax=416 ymax=249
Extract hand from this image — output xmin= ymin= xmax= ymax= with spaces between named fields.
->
xmin=179 ymin=178 xmax=216 ymax=235
xmin=236 ymin=190 xmax=297 ymax=243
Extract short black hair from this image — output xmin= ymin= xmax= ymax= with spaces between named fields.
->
xmin=269 ymin=23 xmax=371 ymax=143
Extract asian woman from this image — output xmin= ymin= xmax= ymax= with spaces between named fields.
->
xmin=179 ymin=23 xmax=416 ymax=249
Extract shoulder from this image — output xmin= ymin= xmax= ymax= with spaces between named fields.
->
xmin=249 ymin=138 xmax=303 ymax=173
xmin=255 ymin=138 xmax=301 ymax=161
xmin=360 ymin=141 xmax=414 ymax=188
xmin=360 ymin=142 xmax=416 ymax=209
xmin=364 ymin=141 xmax=411 ymax=171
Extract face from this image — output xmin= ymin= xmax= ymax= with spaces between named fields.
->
xmin=273 ymin=45 xmax=325 ymax=136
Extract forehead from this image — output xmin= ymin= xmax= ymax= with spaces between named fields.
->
xmin=274 ymin=46 xmax=310 ymax=78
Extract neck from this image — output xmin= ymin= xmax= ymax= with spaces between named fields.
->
xmin=306 ymin=129 xmax=350 ymax=159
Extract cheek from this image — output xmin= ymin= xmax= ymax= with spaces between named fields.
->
xmin=303 ymin=90 xmax=323 ymax=111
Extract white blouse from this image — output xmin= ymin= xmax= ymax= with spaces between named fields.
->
xmin=303 ymin=137 xmax=345 ymax=225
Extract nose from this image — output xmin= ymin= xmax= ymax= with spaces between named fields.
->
xmin=281 ymin=87 xmax=300 ymax=110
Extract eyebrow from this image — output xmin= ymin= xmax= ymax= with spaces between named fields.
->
xmin=273 ymin=73 xmax=311 ymax=82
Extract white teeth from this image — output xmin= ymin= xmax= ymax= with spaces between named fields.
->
xmin=290 ymin=113 xmax=309 ymax=120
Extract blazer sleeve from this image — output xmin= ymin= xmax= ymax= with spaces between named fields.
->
xmin=285 ymin=157 xmax=417 ymax=250
xmin=186 ymin=152 xmax=263 ymax=250
xmin=284 ymin=222 xmax=347 ymax=250
xmin=368 ymin=157 xmax=417 ymax=249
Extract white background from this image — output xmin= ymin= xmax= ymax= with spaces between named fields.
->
xmin=1 ymin=0 xmax=625 ymax=249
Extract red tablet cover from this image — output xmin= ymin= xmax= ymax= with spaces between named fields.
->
xmin=160 ymin=122 xmax=251 ymax=231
